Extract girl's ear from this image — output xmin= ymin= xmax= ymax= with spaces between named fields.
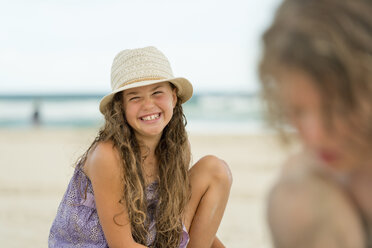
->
xmin=172 ymin=87 xmax=178 ymax=108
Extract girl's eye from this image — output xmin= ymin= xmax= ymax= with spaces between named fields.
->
xmin=129 ymin=96 xmax=140 ymax=101
xmin=153 ymin=91 xmax=163 ymax=95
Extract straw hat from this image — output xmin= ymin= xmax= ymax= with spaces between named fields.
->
xmin=99 ymin=46 xmax=193 ymax=114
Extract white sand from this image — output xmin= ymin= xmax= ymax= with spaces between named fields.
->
xmin=0 ymin=128 xmax=296 ymax=248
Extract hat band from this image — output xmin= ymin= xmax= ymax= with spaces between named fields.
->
xmin=117 ymin=77 xmax=168 ymax=89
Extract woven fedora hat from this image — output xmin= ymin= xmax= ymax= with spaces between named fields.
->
xmin=99 ymin=46 xmax=193 ymax=114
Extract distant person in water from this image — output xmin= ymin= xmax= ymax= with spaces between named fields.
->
xmin=49 ymin=46 xmax=232 ymax=248
xmin=32 ymin=99 xmax=40 ymax=126
xmin=259 ymin=0 xmax=372 ymax=247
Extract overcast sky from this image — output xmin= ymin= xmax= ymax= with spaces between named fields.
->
xmin=0 ymin=0 xmax=280 ymax=95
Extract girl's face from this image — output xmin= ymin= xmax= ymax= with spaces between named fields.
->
xmin=122 ymin=82 xmax=177 ymax=141
xmin=277 ymin=69 xmax=368 ymax=173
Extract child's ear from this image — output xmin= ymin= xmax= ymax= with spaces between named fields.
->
xmin=172 ymin=87 xmax=178 ymax=108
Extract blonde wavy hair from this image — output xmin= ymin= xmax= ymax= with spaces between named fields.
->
xmin=77 ymin=86 xmax=191 ymax=247
xmin=259 ymin=0 xmax=372 ymax=149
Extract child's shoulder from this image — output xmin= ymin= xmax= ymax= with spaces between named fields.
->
xmin=83 ymin=140 xmax=122 ymax=181
xmin=92 ymin=140 xmax=120 ymax=158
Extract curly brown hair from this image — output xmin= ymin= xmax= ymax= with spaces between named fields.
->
xmin=259 ymin=0 xmax=372 ymax=147
xmin=76 ymin=86 xmax=191 ymax=247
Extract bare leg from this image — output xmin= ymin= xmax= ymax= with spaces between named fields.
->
xmin=268 ymin=171 xmax=366 ymax=248
xmin=183 ymin=155 xmax=232 ymax=248
xmin=211 ymin=236 xmax=225 ymax=248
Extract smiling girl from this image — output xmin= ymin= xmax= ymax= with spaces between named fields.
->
xmin=49 ymin=46 xmax=232 ymax=248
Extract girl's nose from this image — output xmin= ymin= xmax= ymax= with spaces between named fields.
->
xmin=299 ymin=113 xmax=328 ymax=148
xmin=142 ymin=96 xmax=155 ymax=109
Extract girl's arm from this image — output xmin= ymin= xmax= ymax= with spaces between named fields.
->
xmin=85 ymin=141 xmax=147 ymax=248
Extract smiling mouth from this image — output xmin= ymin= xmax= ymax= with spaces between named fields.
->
xmin=140 ymin=113 xmax=161 ymax=121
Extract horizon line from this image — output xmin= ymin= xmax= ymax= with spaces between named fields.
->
xmin=0 ymin=91 xmax=259 ymax=100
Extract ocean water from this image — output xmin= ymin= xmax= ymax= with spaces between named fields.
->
xmin=0 ymin=93 xmax=267 ymax=134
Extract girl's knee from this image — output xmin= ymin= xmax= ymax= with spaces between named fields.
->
xmin=196 ymin=155 xmax=233 ymax=187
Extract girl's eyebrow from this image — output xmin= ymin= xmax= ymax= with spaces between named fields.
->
xmin=125 ymin=85 xmax=164 ymax=96
xmin=125 ymin=91 xmax=138 ymax=96
xmin=151 ymin=85 xmax=163 ymax=91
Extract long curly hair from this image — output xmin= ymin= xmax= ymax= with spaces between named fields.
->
xmin=259 ymin=0 xmax=372 ymax=148
xmin=77 ymin=88 xmax=191 ymax=247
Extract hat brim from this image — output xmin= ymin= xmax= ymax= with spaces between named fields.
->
xmin=99 ymin=77 xmax=193 ymax=114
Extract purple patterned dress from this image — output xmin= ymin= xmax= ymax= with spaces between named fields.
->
xmin=49 ymin=165 xmax=189 ymax=247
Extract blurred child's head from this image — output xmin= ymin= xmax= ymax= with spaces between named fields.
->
xmin=260 ymin=0 xmax=372 ymax=171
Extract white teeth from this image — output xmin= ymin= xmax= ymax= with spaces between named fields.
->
xmin=141 ymin=114 xmax=160 ymax=121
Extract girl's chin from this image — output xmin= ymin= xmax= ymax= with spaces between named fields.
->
xmin=321 ymin=160 xmax=343 ymax=171
xmin=320 ymin=158 xmax=358 ymax=174
xmin=135 ymin=130 xmax=163 ymax=139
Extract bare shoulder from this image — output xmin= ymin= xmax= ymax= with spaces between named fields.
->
xmin=268 ymin=152 xmax=365 ymax=248
xmin=83 ymin=140 xmax=122 ymax=183
xmin=271 ymin=151 xmax=346 ymax=208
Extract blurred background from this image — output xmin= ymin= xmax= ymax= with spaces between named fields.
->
xmin=0 ymin=1 xmax=297 ymax=247
xmin=0 ymin=0 xmax=281 ymax=133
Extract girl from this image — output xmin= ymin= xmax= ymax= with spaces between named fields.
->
xmin=260 ymin=0 xmax=372 ymax=247
xmin=49 ymin=46 xmax=232 ymax=248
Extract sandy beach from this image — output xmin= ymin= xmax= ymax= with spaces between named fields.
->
xmin=0 ymin=128 xmax=297 ymax=248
